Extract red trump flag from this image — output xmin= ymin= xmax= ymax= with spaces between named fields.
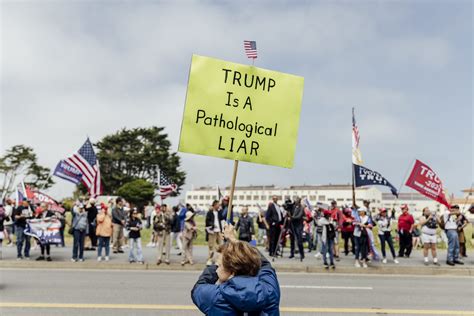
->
xmin=405 ymin=159 xmax=450 ymax=208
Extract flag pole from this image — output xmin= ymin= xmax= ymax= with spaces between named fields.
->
xmin=227 ymin=160 xmax=239 ymax=222
xmin=352 ymin=163 xmax=356 ymax=208
xmin=390 ymin=158 xmax=416 ymax=214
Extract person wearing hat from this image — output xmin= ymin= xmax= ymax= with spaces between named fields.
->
xmin=397 ymin=204 xmax=414 ymax=258
xmin=443 ymin=205 xmax=464 ymax=266
xmin=181 ymin=211 xmax=197 ymax=265
xmin=375 ymin=208 xmax=398 ymax=264
xmin=318 ymin=209 xmax=336 ymax=269
xmin=353 ymin=206 xmax=372 ymax=268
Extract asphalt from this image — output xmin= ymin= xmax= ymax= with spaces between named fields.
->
xmin=1 ymin=242 xmax=473 ymax=276
xmin=0 ymin=269 xmax=473 ymax=315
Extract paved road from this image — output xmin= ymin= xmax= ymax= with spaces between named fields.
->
xmin=1 ymin=268 xmax=473 ymax=315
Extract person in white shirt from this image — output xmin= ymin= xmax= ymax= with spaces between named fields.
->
xmin=375 ymin=208 xmax=398 ymax=264
xmin=443 ymin=205 xmax=463 ymax=266
xmin=3 ymin=199 xmax=14 ymax=246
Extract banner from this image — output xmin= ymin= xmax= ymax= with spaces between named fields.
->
xmin=53 ymin=160 xmax=83 ymax=184
xmin=179 ymin=55 xmax=304 ymax=168
xmin=405 ymin=159 xmax=450 ymax=208
xmin=25 ymin=186 xmax=65 ymax=213
xmin=354 ymin=164 xmax=398 ymax=197
xmin=24 ymin=218 xmax=62 ymax=245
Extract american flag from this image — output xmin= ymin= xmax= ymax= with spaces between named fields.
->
xmin=65 ymin=138 xmax=102 ymax=197
xmin=244 ymin=40 xmax=257 ymax=59
xmin=159 ymin=170 xmax=177 ymax=199
xmin=352 ymin=107 xmax=363 ymax=165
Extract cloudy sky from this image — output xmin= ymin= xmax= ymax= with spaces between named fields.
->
xmin=1 ymin=0 xmax=472 ymax=201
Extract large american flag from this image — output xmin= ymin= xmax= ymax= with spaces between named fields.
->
xmin=244 ymin=40 xmax=257 ymax=59
xmin=159 ymin=170 xmax=177 ymax=199
xmin=65 ymin=138 xmax=102 ymax=197
xmin=352 ymin=107 xmax=363 ymax=165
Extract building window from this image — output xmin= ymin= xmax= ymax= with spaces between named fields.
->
xmin=205 ymin=195 xmax=210 ymax=200
xmin=309 ymin=195 xmax=316 ymax=200
xmin=253 ymin=195 xmax=259 ymax=200
xmin=199 ymin=196 xmax=204 ymax=200
xmin=261 ymin=196 xmax=266 ymax=200
xmin=319 ymin=195 xmax=326 ymax=201
xmin=337 ymin=198 xmax=344 ymax=202
xmin=246 ymin=195 xmax=252 ymax=200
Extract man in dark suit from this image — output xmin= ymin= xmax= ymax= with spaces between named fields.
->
xmin=205 ymin=200 xmax=223 ymax=265
xmin=266 ymin=195 xmax=283 ymax=256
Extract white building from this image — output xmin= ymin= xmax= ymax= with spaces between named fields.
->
xmin=186 ymin=184 xmax=382 ymax=213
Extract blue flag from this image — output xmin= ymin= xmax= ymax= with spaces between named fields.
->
xmin=353 ymin=164 xmax=398 ymax=197
xmin=53 ymin=160 xmax=83 ymax=184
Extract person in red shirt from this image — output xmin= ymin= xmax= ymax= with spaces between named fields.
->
xmin=397 ymin=204 xmax=415 ymax=258
xmin=341 ymin=208 xmax=355 ymax=256
xmin=330 ymin=201 xmax=344 ymax=260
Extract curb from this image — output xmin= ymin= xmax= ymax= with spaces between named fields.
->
xmin=1 ymin=261 xmax=472 ymax=276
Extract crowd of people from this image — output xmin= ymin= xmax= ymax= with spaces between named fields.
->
xmin=0 ymin=195 xmax=471 ymax=269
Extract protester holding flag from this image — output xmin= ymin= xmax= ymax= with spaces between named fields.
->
xmin=96 ymin=203 xmax=112 ymax=262
xmin=71 ymin=204 xmax=88 ymax=262
xmin=353 ymin=207 xmax=372 ymax=268
xmin=398 ymin=205 xmax=415 ymax=258
xmin=418 ymin=207 xmax=440 ymax=266
xmin=14 ymin=199 xmax=32 ymax=260
xmin=34 ymin=203 xmax=55 ymax=261
xmin=375 ymin=208 xmax=398 ymax=264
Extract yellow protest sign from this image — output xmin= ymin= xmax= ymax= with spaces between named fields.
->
xmin=178 ymin=55 xmax=304 ymax=168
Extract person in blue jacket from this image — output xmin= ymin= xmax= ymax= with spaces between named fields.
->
xmin=191 ymin=224 xmax=280 ymax=315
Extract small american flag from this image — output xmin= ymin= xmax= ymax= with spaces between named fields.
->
xmin=159 ymin=170 xmax=177 ymax=199
xmin=244 ymin=40 xmax=257 ymax=59
xmin=65 ymin=138 xmax=102 ymax=197
xmin=352 ymin=107 xmax=363 ymax=165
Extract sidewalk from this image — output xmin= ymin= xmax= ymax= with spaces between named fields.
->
xmin=1 ymin=243 xmax=472 ymax=276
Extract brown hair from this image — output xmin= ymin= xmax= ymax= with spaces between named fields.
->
xmin=218 ymin=241 xmax=261 ymax=277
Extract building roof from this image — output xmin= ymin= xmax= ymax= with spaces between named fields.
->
xmin=461 ymin=188 xmax=474 ymax=193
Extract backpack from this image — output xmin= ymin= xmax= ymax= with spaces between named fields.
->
xmin=326 ymin=223 xmax=336 ymax=240
xmin=153 ymin=214 xmax=166 ymax=232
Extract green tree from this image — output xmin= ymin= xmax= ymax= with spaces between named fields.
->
xmin=95 ymin=127 xmax=185 ymax=195
xmin=116 ymin=179 xmax=155 ymax=209
xmin=0 ymin=145 xmax=54 ymax=199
